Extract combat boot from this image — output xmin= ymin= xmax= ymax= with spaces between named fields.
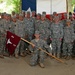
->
xmin=20 ymin=52 xmax=25 ymax=57
xmin=66 ymin=55 xmax=71 ymax=60
xmin=57 ymin=53 xmax=60 ymax=58
xmin=15 ymin=54 xmax=19 ymax=58
xmin=39 ymin=63 xmax=45 ymax=68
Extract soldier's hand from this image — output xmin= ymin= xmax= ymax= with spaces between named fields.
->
xmin=24 ymin=35 xmax=28 ymax=39
xmin=31 ymin=44 xmax=35 ymax=48
xmin=71 ymin=41 xmax=74 ymax=44
xmin=50 ymin=38 xmax=52 ymax=41
xmin=59 ymin=38 xmax=62 ymax=41
xmin=44 ymin=38 xmax=47 ymax=41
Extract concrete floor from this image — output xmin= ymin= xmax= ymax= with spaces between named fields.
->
xmin=0 ymin=55 xmax=75 ymax=75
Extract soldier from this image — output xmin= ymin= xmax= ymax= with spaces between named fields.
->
xmin=30 ymin=11 xmax=36 ymax=31
xmin=61 ymin=13 xmax=67 ymax=27
xmin=0 ymin=13 xmax=5 ymax=58
xmin=29 ymin=31 xmax=51 ymax=68
xmin=16 ymin=13 xmax=19 ymax=20
xmin=11 ymin=11 xmax=16 ymax=17
xmin=12 ymin=16 xmax=17 ymax=23
xmin=21 ymin=10 xmax=26 ymax=18
xmin=24 ymin=11 xmax=34 ymax=41
xmin=62 ymin=19 xmax=75 ymax=59
xmin=50 ymin=16 xmax=63 ymax=58
xmin=34 ymin=13 xmax=41 ymax=31
xmin=38 ymin=14 xmax=50 ymax=42
xmin=15 ymin=14 xmax=25 ymax=58
xmin=42 ymin=11 xmax=51 ymax=25
xmin=31 ymin=11 xmax=36 ymax=20
xmin=23 ymin=11 xmax=35 ymax=55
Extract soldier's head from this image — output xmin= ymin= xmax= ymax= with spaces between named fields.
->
xmin=50 ymin=15 xmax=53 ymax=21
xmin=26 ymin=11 xmax=30 ymax=18
xmin=12 ymin=11 xmax=15 ymax=16
xmin=7 ymin=14 xmax=11 ymax=21
xmin=54 ymin=16 xmax=59 ymax=23
xmin=53 ymin=12 xmax=57 ymax=16
xmin=12 ymin=16 xmax=17 ymax=22
xmin=16 ymin=13 xmax=19 ymax=19
xmin=36 ymin=13 xmax=41 ymax=20
xmin=42 ymin=11 xmax=46 ymax=16
xmin=66 ymin=19 xmax=71 ymax=26
xmin=64 ymin=13 xmax=67 ymax=19
xmin=41 ymin=14 xmax=46 ymax=21
xmin=19 ymin=14 xmax=24 ymax=21
xmin=34 ymin=31 xmax=40 ymax=39
xmin=32 ymin=11 xmax=36 ymax=17
xmin=4 ymin=14 xmax=7 ymax=19
xmin=1 ymin=13 xmax=4 ymax=19
xmin=22 ymin=10 xmax=26 ymax=17
xmin=58 ymin=14 xmax=62 ymax=20
xmin=4 ymin=14 xmax=10 ymax=20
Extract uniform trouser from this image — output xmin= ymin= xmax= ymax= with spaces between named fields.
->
xmin=0 ymin=37 xmax=5 ymax=55
xmin=24 ymin=34 xmax=33 ymax=51
xmin=2 ymin=36 xmax=7 ymax=54
xmin=15 ymin=40 xmax=25 ymax=54
xmin=51 ymin=39 xmax=61 ymax=54
xmin=62 ymin=42 xmax=73 ymax=56
xmin=30 ymin=50 xmax=45 ymax=66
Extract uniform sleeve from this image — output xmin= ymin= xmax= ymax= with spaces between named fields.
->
xmin=43 ymin=40 xmax=51 ymax=53
xmin=71 ymin=25 xmax=75 ymax=41
xmin=60 ymin=24 xmax=64 ymax=39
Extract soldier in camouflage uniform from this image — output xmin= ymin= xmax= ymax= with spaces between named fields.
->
xmin=15 ymin=14 xmax=25 ymax=58
xmin=62 ymin=19 xmax=75 ymax=59
xmin=21 ymin=10 xmax=26 ymax=18
xmin=30 ymin=11 xmax=36 ymax=23
xmin=0 ymin=14 xmax=5 ymax=58
xmin=0 ymin=14 xmax=11 ymax=56
xmin=38 ymin=14 xmax=50 ymax=41
xmin=23 ymin=11 xmax=35 ymax=55
xmin=50 ymin=16 xmax=63 ymax=58
xmin=34 ymin=13 xmax=41 ymax=31
xmin=12 ymin=15 xmax=17 ymax=22
xmin=24 ymin=11 xmax=34 ymax=41
xmin=61 ymin=13 xmax=67 ymax=27
xmin=29 ymin=31 xmax=51 ymax=68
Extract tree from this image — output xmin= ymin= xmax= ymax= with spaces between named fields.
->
xmin=0 ymin=0 xmax=21 ymax=13
xmin=5 ymin=0 xmax=21 ymax=13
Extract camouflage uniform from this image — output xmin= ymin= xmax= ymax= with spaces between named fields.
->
xmin=29 ymin=37 xmax=51 ymax=66
xmin=62 ymin=20 xmax=75 ymax=57
xmin=15 ymin=19 xmax=25 ymax=55
xmin=34 ymin=19 xmax=41 ymax=31
xmin=38 ymin=20 xmax=50 ymax=40
xmin=50 ymin=22 xmax=63 ymax=57
xmin=24 ymin=17 xmax=34 ymax=41
xmin=0 ymin=19 xmax=5 ymax=55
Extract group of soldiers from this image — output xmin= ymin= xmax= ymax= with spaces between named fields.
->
xmin=0 ymin=10 xmax=75 ymax=68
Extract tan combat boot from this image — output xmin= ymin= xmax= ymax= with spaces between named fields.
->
xmin=39 ymin=63 xmax=45 ymax=68
xmin=57 ymin=53 xmax=60 ymax=58
xmin=15 ymin=54 xmax=19 ymax=58
xmin=20 ymin=53 xmax=25 ymax=57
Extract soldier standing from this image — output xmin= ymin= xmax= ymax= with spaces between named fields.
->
xmin=50 ymin=16 xmax=63 ymax=58
xmin=15 ymin=14 xmax=25 ymax=58
xmin=62 ymin=19 xmax=75 ymax=59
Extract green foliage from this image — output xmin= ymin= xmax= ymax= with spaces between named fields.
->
xmin=10 ymin=0 xmax=21 ymax=13
xmin=0 ymin=0 xmax=21 ymax=13
xmin=72 ymin=0 xmax=75 ymax=6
